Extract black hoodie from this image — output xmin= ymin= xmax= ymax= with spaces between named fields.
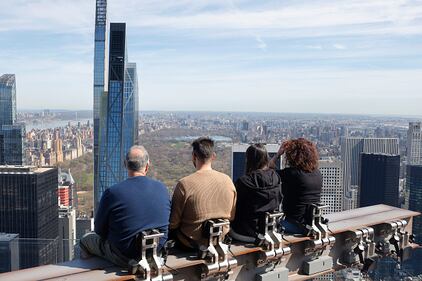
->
xmin=231 ymin=169 xmax=282 ymax=237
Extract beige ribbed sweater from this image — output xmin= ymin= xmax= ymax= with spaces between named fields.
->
xmin=169 ymin=169 xmax=237 ymax=248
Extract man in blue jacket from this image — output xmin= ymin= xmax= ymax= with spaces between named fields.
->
xmin=80 ymin=145 xmax=170 ymax=267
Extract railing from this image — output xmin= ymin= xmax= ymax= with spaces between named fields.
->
xmin=0 ymin=205 xmax=420 ymax=281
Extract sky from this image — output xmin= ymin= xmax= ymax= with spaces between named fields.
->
xmin=0 ymin=0 xmax=422 ymax=115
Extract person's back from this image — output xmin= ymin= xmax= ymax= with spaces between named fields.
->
xmin=80 ymin=145 xmax=170 ymax=267
xmin=170 ymin=137 xmax=236 ymax=248
xmin=96 ymin=176 xmax=170 ymax=259
xmin=278 ymin=167 xmax=321 ymax=224
xmin=231 ymin=144 xmax=282 ymax=241
xmin=269 ymin=138 xmax=322 ymax=234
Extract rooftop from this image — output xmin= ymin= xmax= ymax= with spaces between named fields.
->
xmin=0 ymin=165 xmax=55 ymax=174
xmin=0 ymin=74 xmax=16 ymax=86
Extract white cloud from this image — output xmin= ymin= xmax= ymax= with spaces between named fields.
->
xmin=255 ymin=36 xmax=267 ymax=50
xmin=333 ymin=44 xmax=346 ymax=50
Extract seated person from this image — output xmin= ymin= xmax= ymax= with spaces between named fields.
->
xmin=230 ymin=144 xmax=282 ymax=243
xmin=80 ymin=146 xmax=170 ymax=267
xmin=169 ymin=137 xmax=237 ymax=249
xmin=269 ymin=138 xmax=322 ymax=235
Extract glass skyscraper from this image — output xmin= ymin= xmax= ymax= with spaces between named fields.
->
xmin=0 ymin=166 xmax=58 ymax=269
xmin=0 ymin=74 xmax=25 ymax=165
xmin=93 ymin=0 xmax=108 ymax=212
xmin=97 ymin=23 xmax=139 ymax=208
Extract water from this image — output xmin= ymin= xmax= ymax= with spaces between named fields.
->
xmin=24 ymin=119 xmax=92 ymax=130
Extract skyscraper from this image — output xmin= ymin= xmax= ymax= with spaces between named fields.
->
xmin=97 ymin=23 xmax=139 ymax=208
xmin=93 ymin=0 xmax=108 ymax=213
xmin=0 ymin=74 xmax=16 ymax=127
xmin=58 ymin=207 xmax=76 ymax=263
xmin=341 ymin=137 xmax=399 ymax=209
xmin=0 ymin=74 xmax=25 ymax=165
xmin=407 ymin=165 xmax=422 ymax=244
xmin=232 ymin=144 xmax=281 ymax=182
xmin=359 ymin=153 xmax=400 ymax=208
xmin=407 ymin=122 xmax=422 ymax=165
xmin=0 ymin=166 xmax=58 ymax=269
xmin=319 ymin=158 xmax=343 ymax=214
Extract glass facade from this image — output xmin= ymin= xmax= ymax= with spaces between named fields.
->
xmin=407 ymin=165 xmax=422 ymax=244
xmin=0 ymin=74 xmax=16 ymax=127
xmin=0 ymin=74 xmax=25 ymax=166
xmin=0 ymin=167 xmax=58 ymax=269
xmin=358 ymin=153 xmax=400 ymax=208
xmin=93 ymin=0 xmax=108 ymax=213
xmin=97 ymin=23 xmax=139 ymax=207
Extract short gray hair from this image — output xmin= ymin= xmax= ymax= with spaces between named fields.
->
xmin=125 ymin=145 xmax=149 ymax=172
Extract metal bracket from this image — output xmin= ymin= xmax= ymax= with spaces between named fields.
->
xmin=129 ymin=229 xmax=173 ymax=281
xmin=378 ymin=220 xmax=411 ymax=262
xmin=257 ymin=212 xmax=291 ymax=267
xmin=305 ymin=204 xmax=336 ymax=253
xmin=342 ymin=227 xmax=376 ymax=272
xmin=200 ymin=219 xmax=237 ymax=280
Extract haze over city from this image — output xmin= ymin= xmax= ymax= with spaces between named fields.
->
xmin=1 ymin=0 xmax=422 ymax=115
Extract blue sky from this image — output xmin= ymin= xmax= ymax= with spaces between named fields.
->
xmin=1 ymin=0 xmax=422 ymax=115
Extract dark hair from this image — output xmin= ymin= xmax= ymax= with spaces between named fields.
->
xmin=191 ymin=137 xmax=215 ymax=161
xmin=245 ymin=143 xmax=269 ymax=174
xmin=283 ymin=138 xmax=319 ymax=172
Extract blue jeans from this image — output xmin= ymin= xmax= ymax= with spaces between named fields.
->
xmin=281 ymin=220 xmax=307 ymax=235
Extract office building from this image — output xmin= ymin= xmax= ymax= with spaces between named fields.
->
xmin=407 ymin=165 xmax=422 ymax=244
xmin=341 ymin=137 xmax=399 ymax=209
xmin=232 ymin=144 xmax=281 ymax=182
xmin=58 ymin=207 xmax=76 ymax=263
xmin=407 ymin=122 xmax=422 ymax=165
xmin=97 ymin=23 xmax=139 ymax=209
xmin=359 ymin=154 xmax=400 ymax=208
xmin=319 ymin=158 xmax=343 ymax=214
xmin=93 ymin=0 xmax=108 ymax=213
xmin=58 ymin=169 xmax=75 ymax=207
xmin=0 ymin=233 xmax=19 ymax=273
xmin=0 ymin=166 xmax=59 ymax=269
xmin=0 ymin=74 xmax=25 ymax=165
xmin=0 ymin=74 xmax=17 ymax=127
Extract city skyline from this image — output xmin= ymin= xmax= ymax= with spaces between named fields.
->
xmin=1 ymin=0 xmax=422 ymax=115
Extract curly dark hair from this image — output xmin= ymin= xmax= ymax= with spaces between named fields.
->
xmin=283 ymin=138 xmax=319 ymax=172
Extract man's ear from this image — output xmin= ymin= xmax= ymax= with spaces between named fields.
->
xmin=211 ymin=152 xmax=217 ymax=160
xmin=144 ymin=161 xmax=149 ymax=174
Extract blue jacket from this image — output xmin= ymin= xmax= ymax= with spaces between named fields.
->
xmin=95 ymin=176 xmax=170 ymax=259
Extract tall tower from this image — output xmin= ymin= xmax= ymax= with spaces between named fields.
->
xmin=407 ymin=165 xmax=422 ymax=244
xmin=97 ymin=23 xmax=139 ymax=208
xmin=319 ymin=158 xmax=343 ymax=214
xmin=0 ymin=74 xmax=25 ymax=165
xmin=359 ymin=153 xmax=400 ymax=208
xmin=93 ymin=0 xmax=108 ymax=213
xmin=407 ymin=122 xmax=422 ymax=165
xmin=340 ymin=137 xmax=399 ymax=209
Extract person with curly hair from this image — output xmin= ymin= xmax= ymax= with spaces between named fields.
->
xmin=269 ymin=138 xmax=322 ymax=235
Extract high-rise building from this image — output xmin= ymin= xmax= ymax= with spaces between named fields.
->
xmin=407 ymin=165 xmax=422 ymax=244
xmin=97 ymin=23 xmax=139 ymax=209
xmin=0 ymin=74 xmax=17 ymax=127
xmin=0 ymin=74 xmax=25 ymax=165
xmin=319 ymin=158 xmax=343 ymax=214
xmin=93 ymin=0 xmax=108 ymax=213
xmin=0 ymin=166 xmax=59 ymax=269
xmin=407 ymin=122 xmax=422 ymax=165
xmin=341 ymin=137 xmax=399 ymax=209
xmin=76 ymin=218 xmax=94 ymax=240
xmin=58 ymin=207 xmax=76 ymax=263
xmin=0 ymin=233 xmax=19 ymax=273
xmin=58 ymin=169 xmax=75 ymax=207
xmin=232 ymin=144 xmax=281 ymax=182
xmin=359 ymin=153 xmax=400 ymax=208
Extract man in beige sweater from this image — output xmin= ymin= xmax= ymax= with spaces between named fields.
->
xmin=169 ymin=137 xmax=237 ymax=249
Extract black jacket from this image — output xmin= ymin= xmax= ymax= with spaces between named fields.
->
xmin=277 ymin=167 xmax=322 ymax=225
xmin=231 ymin=169 xmax=282 ymax=237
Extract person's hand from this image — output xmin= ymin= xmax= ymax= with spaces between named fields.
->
xmin=277 ymin=143 xmax=285 ymax=156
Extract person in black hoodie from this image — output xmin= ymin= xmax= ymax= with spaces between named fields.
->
xmin=269 ymin=138 xmax=322 ymax=235
xmin=230 ymin=144 xmax=283 ymax=242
